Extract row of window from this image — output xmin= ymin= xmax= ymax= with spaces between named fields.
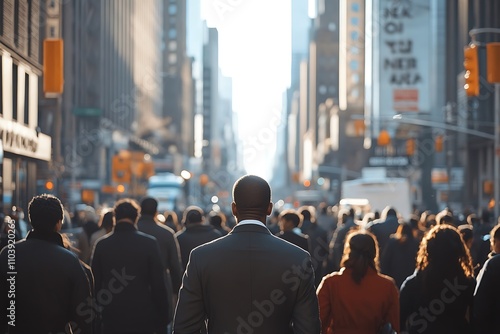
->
xmin=0 ymin=55 xmax=31 ymax=125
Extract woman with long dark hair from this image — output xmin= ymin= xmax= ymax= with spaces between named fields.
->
xmin=317 ymin=230 xmax=400 ymax=334
xmin=400 ymin=224 xmax=475 ymax=333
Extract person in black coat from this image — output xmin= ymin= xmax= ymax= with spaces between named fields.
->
xmin=473 ymin=252 xmax=500 ymax=333
xmin=400 ymin=224 xmax=475 ymax=334
xmin=0 ymin=194 xmax=92 ymax=334
xmin=366 ymin=206 xmax=400 ymax=255
xmin=173 ymin=175 xmax=320 ymax=333
xmin=91 ymin=198 xmax=170 ymax=334
xmin=380 ymin=222 xmax=419 ymax=289
xmin=137 ymin=196 xmax=183 ymax=324
xmin=299 ymin=206 xmax=328 ymax=287
xmin=175 ymin=206 xmax=222 ymax=270
xmin=276 ymin=209 xmax=310 ymax=252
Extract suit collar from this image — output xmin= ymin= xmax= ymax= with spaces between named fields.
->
xmin=230 ymin=223 xmax=271 ymax=235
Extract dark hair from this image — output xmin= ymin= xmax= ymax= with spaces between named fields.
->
xmin=341 ymin=231 xmax=379 ymax=284
xmin=233 ymin=175 xmax=271 ymax=213
xmin=208 ymin=211 xmax=226 ymax=227
xmin=99 ymin=211 xmax=114 ymax=230
xmin=140 ymin=197 xmax=158 ymax=215
xmin=416 ymin=225 xmax=474 ymax=298
xmin=393 ymin=222 xmax=414 ymax=243
xmin=113 ymin=198 xmax=140 ymax=223
xmin=182 ymin=206 xmax=204 ymax=225
xmin=279 ymin=209 xmax=303 ymax=228
xmin=28 ymin=194 xmax=64 ymax=232
xmin=299 ymin=206 xmax=315 ymax=223
xmin=458 ymin=225 xmax=473 ymax=244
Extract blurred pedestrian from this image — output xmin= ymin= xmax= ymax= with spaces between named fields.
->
xmin=208 ymin=210 xmax=231 ymax=236
xmin=76 ymin=207 xmax=99 ymax=264
xmin=327 ymin=208 xmax=358 ymax=272
xmin=380 ymin=222 xmax=419 ymax=289
xmin=299 ymin=206 xmax=328 ymax=287
xmin=400 ymin=224 xmax=475 ymax=334
xmin=175 ymin=206 xmax=222 ymax=270
xmin=91 ymin=198 xmax=170 ymax=334
xmin=317 ymin=230 xmax=399 ymax=334
xmin=89 ymin=210 xmax=114 ymax=251
xmin=276 ymin=209 xmax=309 ymax=252
xmin=366 ymin=206 xmax=400 ymax=255
xmin=173 ymin=175 xmax=321 ymax=333
xmin=473 ymin=241 xmax=500 ymax=333
xmin=0 ymin=194 xmax=92 ymax=333
xmin=137 ymin=196 xmax=183 ymax=326
xmin=164 ymin=210 xmax=181 ymax=232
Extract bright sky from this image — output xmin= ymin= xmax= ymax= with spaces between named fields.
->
xmin=202 ymin=0 xmax=291 ymax=180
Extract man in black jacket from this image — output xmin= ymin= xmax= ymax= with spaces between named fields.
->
xmin=276 ymin=209 xmax=310 ymax=252
xmin=173 ymin=175 xmax=320 ymax=334
xmin=175 ymin=206 xmax=222 ymax=270
xmin=91 ymin=198 xmax=170 ymax=334
xmin=0 ymin=194 xmax=92 ymax=333
xmin=137 ymin=196 xmax=183 ymax=323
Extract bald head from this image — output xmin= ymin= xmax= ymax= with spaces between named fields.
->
xmin=232 ymin=175 xmax=272 ymax=222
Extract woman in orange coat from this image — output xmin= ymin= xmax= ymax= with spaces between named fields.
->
xmin=317 ymin=230 xmax=400 ymax=334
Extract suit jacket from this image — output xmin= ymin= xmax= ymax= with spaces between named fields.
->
xmin=173 ymin=222 xmax=321 ymax=334
xmin=474 ymin=254 xmax=500 ymax=333
xmin=91 ymin=222 xmax=170 ymax=334
xmin=175 ymin=224 xmax=222 ymax=270
xmin=137 ymin=215 xmax=183 ymax=293
xmin=0 ymin=230 xmax=92 ymax=334
xmin=276 ymin=230 xmax=310 ymax=252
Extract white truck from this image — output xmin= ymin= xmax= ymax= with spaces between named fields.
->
xmin=340 ymin=168 xmax=412 ymax=220
xmin=146 ymin=173 xmax=185 ymax=212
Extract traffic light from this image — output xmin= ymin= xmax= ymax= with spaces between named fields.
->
xmin=464 ymin=45 xmax=479 ymax=97
xmin=435 ymin=135 xmax=444 ymax=152
xmin=406 ymin=139 xmax=416 ymax=156
xmin=377 ymin=129 xmax=391 ymax=146
xmin=112 ymin=154 xmax=131 ymax=183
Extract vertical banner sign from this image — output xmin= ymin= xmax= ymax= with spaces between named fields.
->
xmin=379 ymin=0 xmax=430 ymax=115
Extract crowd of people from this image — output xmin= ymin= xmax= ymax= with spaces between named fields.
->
xmin=1 ymin=174 xmax=500 ymax=333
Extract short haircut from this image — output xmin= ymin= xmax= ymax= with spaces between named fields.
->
xmin=28 ymin=194 xmax=64 ymax=232
xmin=299 ymin=206 xmax=315 ymax=222
xmin=140 ymin=197 xmax=158 ymax=215
xmin=182 ymin=206 xmax=204 ymax=225
xmin=208 ymin=211 xmax=226 ymax=227
xmin=113 ymin=198 xmax=140 ymax=223
xmin=279 ymin=209 xmax=303 ymax=228
xmin=232 ymin=175 xmax=271 ymax=212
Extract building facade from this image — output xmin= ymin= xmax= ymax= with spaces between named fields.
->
xmin=0 ymin=0 xmax=52 ymax=214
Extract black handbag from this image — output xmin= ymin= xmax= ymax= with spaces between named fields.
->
xmin=379 ymin=323 xmax=397 ymax=334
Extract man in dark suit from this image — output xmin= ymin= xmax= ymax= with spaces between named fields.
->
xmin=276 ymin=209 xmax=310 ymax=252
xmin=0 ymin=194 xmax=92 ymax=333
xmin=366 ymin=206 xmax=400 ymax=254
xmin=137 ymin=196 xmax=183 ymax=324
xmin=173 ymin=175 xmax=321 ymax=334
xmin=91 ymin=198 xmax=170 ymax=334
xmin=175 ymin=206 xmax=222 ymax=270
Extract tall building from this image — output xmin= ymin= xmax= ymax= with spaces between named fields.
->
xmin=53 ymin=0 xmax=164 ymax=205
xmin=0 ymin=0 xmax=52 ymax=213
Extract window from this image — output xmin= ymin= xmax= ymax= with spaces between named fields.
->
xmin=168 ymin=4 xmax=177 ymax=15
xmin=349 ymin=60 xmax=358 ymax=71
xmin=12 ymin=63 xmax=18 ymax=121
xmin=168 ymin=28 xmax=177 ymax=39
xmin=24 ymin=73 xmax=29 ymax=124
xmin=168 ymin=54 xmax=177 ymax=64
xmin=351 ymin=17 xmax=359 ymax=26
xmin=351 ymin=3 xmax=360 ymax=12
xmin=169 ymin=41 xmax=177 ymax=51
xmin=350 ymin=31 xmax=359 ymax=41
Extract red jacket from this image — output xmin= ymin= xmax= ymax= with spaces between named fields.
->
xmin=317 ymin=267 xmax=400 ymax=334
